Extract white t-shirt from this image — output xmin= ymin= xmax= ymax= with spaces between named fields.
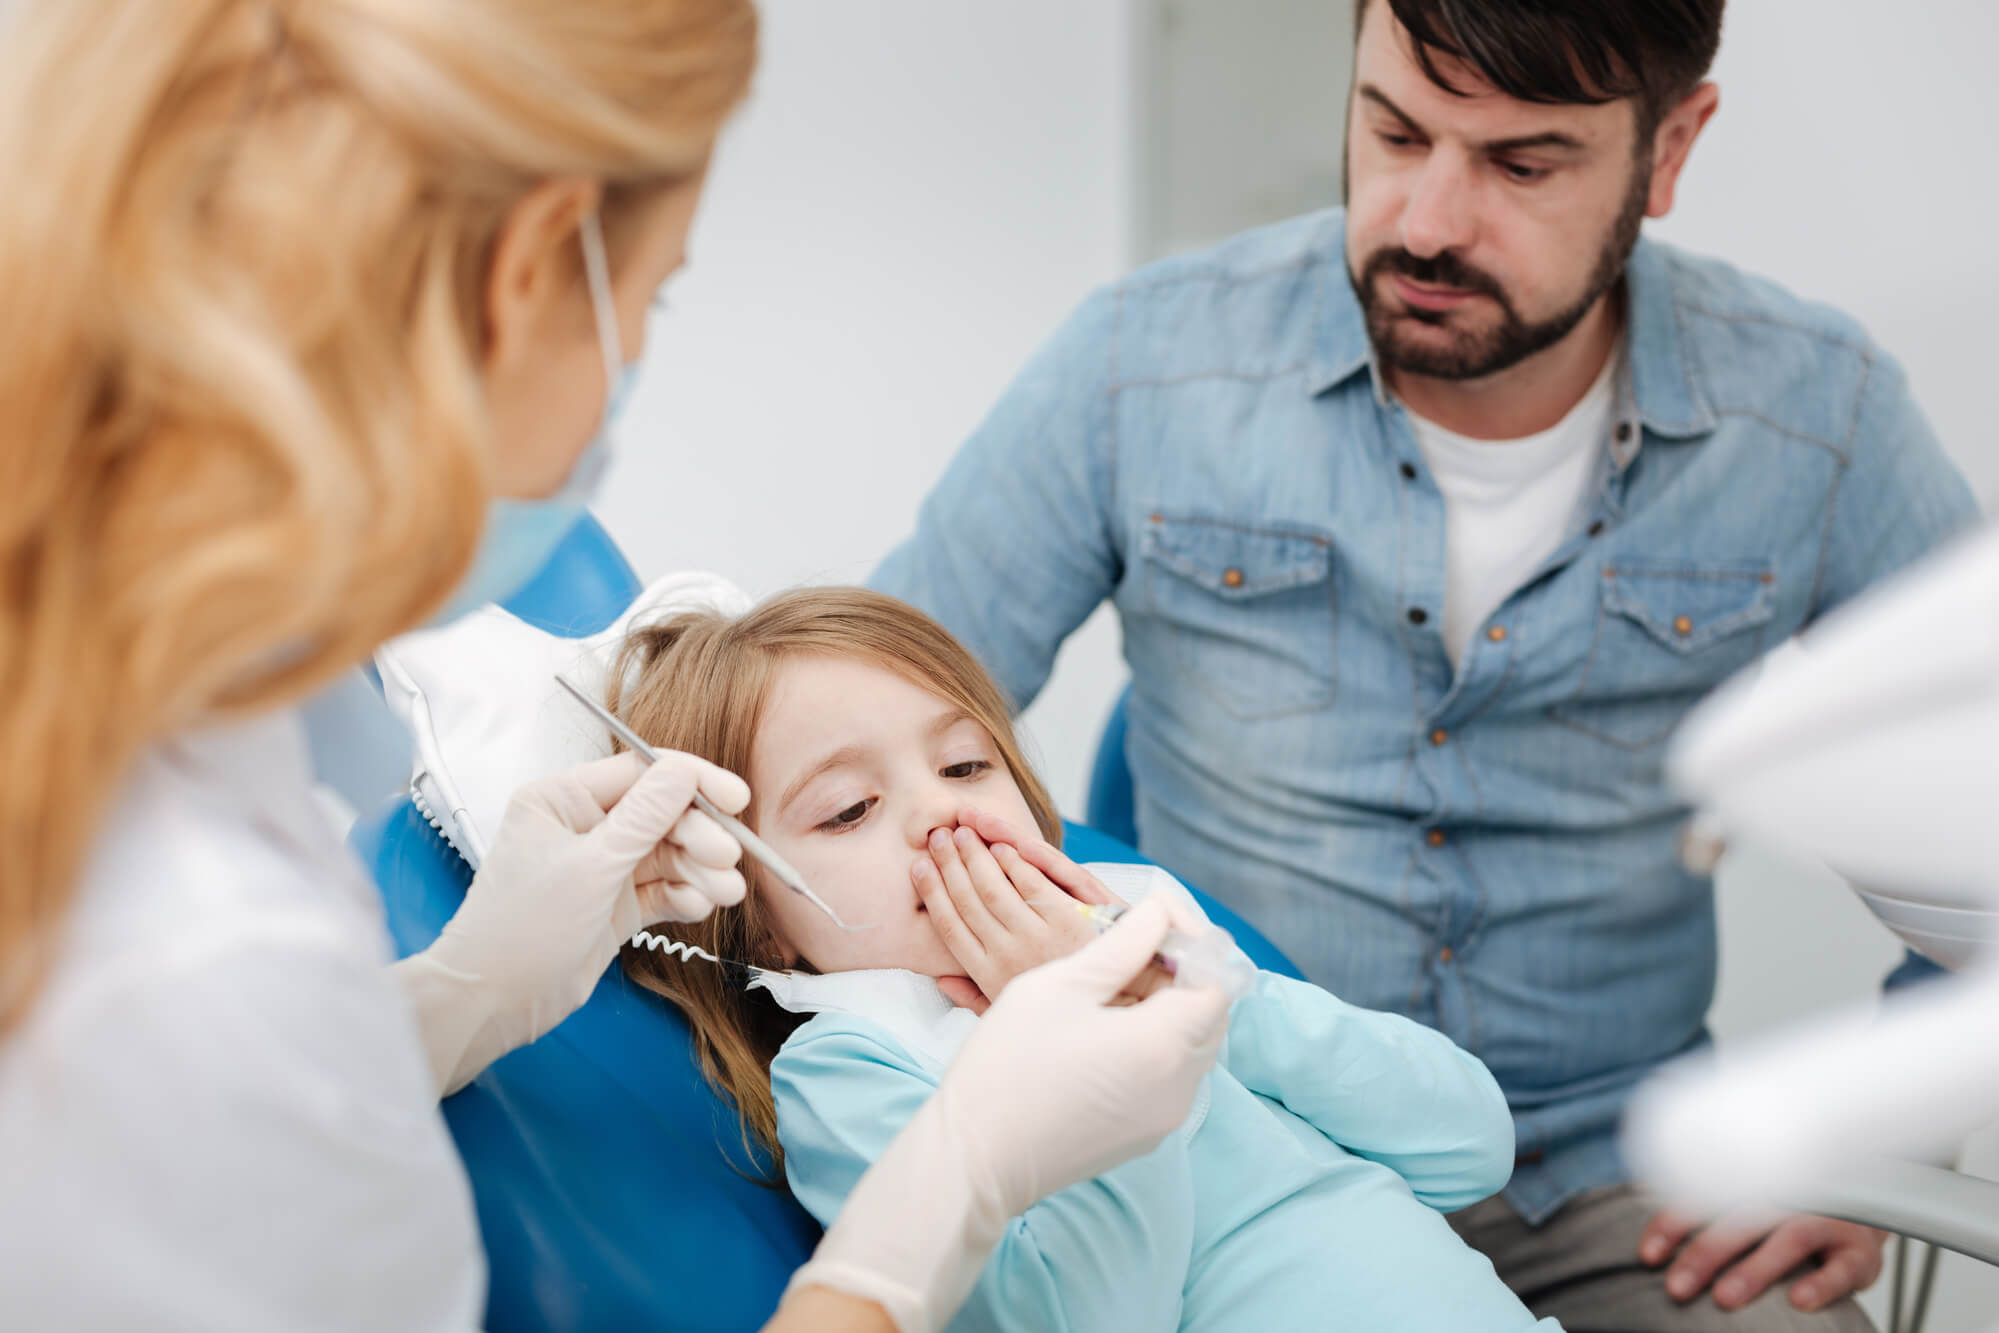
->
xmin=1409 ymin=354 xmax=1618 ymax=666
xmin=0 ymin=712 xmax=484 ymax=1330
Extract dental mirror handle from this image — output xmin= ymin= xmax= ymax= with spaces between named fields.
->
xmin=552 ymin=674 xmax=865 ymax=930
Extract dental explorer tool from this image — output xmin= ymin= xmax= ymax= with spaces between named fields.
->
xmin=1075 ymin=902 xmax=1257 ymax=1000
xmin=555 ymin=674 xmax=867 ymax=931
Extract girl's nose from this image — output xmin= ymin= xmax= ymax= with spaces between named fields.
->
xmin=903 ymin=781 xmax=963 ymax=850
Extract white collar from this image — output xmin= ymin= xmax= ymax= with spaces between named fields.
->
xmin=753 ymin=968 xmax=977 ymax=1074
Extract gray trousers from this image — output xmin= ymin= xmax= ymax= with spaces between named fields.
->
xmin=1448 ymin=1185 xmax=1877 ymax=1333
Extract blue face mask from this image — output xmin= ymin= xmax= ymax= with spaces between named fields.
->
xmin=433 ymin=210 xmax=636 ymax=623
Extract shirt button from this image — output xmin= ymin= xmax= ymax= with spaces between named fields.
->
xmin=1429 ymin=728 xmax=1448 ymax=746
xmin=1615 ymin=422 xmax=1633 ymax=443
xmin=1222 ymin=567 xmax=1245 ymax=589
xmin=1399 ymin=462 xmax=1418 ymax=481
xmin=1438 ymin=947 xmax=1455 ymax=964
xmin=1486 ymin=625 xmax=1507 ymax=643
xmin=1407 ymin=607 xmax=1429 ymax=626
xmin=1426 ymin=829 xmax=1446 ymax=848
xmin=1674 ymin=615 xmax=1694 ymax=636
xmin=1587 ymin=520 xmax=1605 ymax=538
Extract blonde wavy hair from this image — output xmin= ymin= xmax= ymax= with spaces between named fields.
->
xmin=0 ymin=0 xmax=756 ymax=1035
xmin=607 ymin=588 xmax=1064 ymax=1173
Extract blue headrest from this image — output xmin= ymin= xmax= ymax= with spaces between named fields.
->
xmin=353 ymin=513 xmax=1300 ymax=1330
xmin=493 ymin=512 xmax=646 ymax=638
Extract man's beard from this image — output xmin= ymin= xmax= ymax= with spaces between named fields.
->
xmin=1349 ymin=159 xmax=1650 ymax=381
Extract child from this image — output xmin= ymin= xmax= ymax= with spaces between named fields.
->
xmin=612 ymin=588 xmax=1559 ymax=1332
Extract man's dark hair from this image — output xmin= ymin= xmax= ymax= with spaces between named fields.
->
xmin=1356 ymin=0 xmax=1725 ymax=137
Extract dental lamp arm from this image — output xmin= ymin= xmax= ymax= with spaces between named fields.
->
xmin=1790 ymin=1157 xmax=1999 ymax=1266
xmin=1626 ymin=969 xmax=1999 ymax=1218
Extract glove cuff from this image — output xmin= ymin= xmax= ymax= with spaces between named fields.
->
xmin=389 ymin=950 xmax=520 ymax=1097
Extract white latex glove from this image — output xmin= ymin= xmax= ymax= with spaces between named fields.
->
xmin=784 ymin=894 xmax=1231 ymax=1333
xmin=392 ymin=751 xmax=750 ymax=1095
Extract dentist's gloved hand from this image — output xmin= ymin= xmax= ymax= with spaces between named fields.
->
xmin=392 ymin=751 xmax=749 ymax=1095
xmin=781 ymin=895 xmax=1230 ymax=1333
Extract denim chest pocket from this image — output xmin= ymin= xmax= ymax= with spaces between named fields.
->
xmin=1547 ymin=559 xmax=1779 ymax=750
xmin=1139 ymin=514 xmax=1337 ymax=720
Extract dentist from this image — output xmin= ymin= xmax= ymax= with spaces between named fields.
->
xmin=0 ymin=2 xmax=1229 ymax=1330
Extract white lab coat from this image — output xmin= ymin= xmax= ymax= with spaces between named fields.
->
xmin=0 ymin=710 xmax=484 ymax=1329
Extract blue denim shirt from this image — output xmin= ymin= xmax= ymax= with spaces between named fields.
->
xmin=871 ymin=209 xmax=1981 ymax=1224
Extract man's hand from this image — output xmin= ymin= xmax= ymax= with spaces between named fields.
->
xmin=1640 ymin=1208 xmax=1886 ymax=1312
xmin=913 ymin=826 xmax=1103 ymax=1012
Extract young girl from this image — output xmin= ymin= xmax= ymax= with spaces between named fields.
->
xmin=612 ymin=588 xmax=1558 ymax=1332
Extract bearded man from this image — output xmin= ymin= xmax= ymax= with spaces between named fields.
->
xmin=873 ymin=3 xmax=1981 ymax=1327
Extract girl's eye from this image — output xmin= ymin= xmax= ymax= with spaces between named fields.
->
xmin=941 ymin=760 xmax=993 ymax=780
xmin=817 ymin=797 xmax=876 ymax=833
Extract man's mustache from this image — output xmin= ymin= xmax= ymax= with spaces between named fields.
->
xmin=1361 ymin=247 xmax=1509 ymax=305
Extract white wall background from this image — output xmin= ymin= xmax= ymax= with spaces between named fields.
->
xmin=1652 ymin=2 xmax=1999 ymax=507
xmin=598 ymin=0 xmax=1131 ymax=596
xmin=597 ymin=0 xmax=1138 ymax=799
xmin=1130 ymin=0 xmax=1351 ymax=260
xmin=598 ymin=1 xmax=1999 ymax=1326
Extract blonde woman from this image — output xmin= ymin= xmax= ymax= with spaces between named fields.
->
xmin=0 ymin=3 xmax=1229 ymax=1331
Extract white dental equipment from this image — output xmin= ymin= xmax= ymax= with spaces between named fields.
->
xmin=629 ymin=929 xmax=773 ymax=984
xmin=1076 ymin=902 xmax=1258 ymax=1000
xmin=554 ymin=674 xmax=865 ymax=931
xmin=1623 ymin=525 xmax=1999 ymax=1236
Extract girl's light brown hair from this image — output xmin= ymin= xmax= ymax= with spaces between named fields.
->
xmin=0 ymin=0 xmax=754 ymax=1035
xmin=608 ymin=588 xmax=1063 ymax=1172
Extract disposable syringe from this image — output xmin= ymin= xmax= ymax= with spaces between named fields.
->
xmin=1076 ymin=902 xmax=1258 ymax=1000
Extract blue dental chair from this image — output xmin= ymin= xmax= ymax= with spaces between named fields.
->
xmin=349 ymin=515 xmax=1300 ymax=1333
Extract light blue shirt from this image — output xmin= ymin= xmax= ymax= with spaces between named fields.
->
xmin=770 ymin=865 xmax=1555 ymax=1331
xmin=871 ymin=209 xmax=1982 ymax=1223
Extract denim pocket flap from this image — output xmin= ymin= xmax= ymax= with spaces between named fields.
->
xmin=1599 ymin=559 xmax=1777 ymax=653
xmin=1143 ymin=516 xmax=1332 ymax=599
